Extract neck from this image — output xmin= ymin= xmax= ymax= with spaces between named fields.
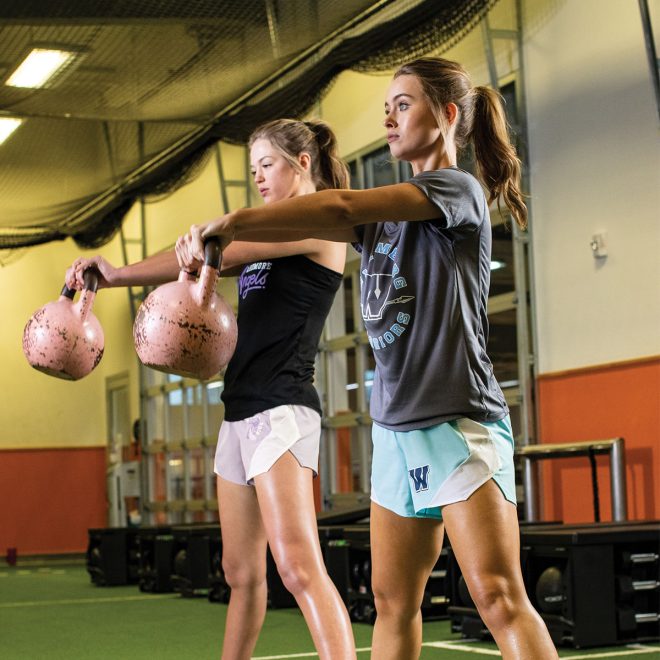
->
xmin=295 ymin=179 xmax=317 ymax=196
xmin=411 ymin=150 xmax=455 ymax=175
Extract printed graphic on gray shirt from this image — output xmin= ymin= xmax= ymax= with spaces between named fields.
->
xmin=360 ymin=241 xmax=414 ymax=351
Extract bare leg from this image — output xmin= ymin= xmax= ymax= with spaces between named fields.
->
xmin=442 ymin=480 xmax=559 ymax=660
xmin=370 ymin=501 xmax=445 ymax=660
xmin=217 ymin=476 xmax=268 ymax=660
xmin=255 ymin=452 xmax=356 ymax=660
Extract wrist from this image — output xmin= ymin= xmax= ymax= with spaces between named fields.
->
xmin=228 ymin=208 xmax=244 ymax=236
xmin=107 ymin=265 xmax=123 ymax=287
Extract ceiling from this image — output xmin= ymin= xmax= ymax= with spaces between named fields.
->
xmin=0 ymin=0 xmax=496 ymax=250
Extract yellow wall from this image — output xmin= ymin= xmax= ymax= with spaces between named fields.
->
xmin=2 ymin=0 xmax=658 ymax=453
xmin=1 ymin=235 xmax=133 ymax=448
xmin=0 ymin=144 xmax=245 ymax=450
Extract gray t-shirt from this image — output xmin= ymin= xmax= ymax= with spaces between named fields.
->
xmin=354 ymin=167 xmax=508 ymax=431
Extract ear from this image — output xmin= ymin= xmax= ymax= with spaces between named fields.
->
xmin=298 ymin=152 xmax=312 ymax=172
xmin=445 ymin=102 xmax=459 ymax=127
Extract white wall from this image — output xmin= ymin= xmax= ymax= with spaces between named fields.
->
xmin=524 ymin=0 xmax=660 ymax=373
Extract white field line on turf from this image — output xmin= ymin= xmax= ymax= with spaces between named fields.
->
xmin=252 ymin=642 xmax=660 ymax=659
xmin=0 ymin=594 xmax=175 ymax=608
xmin=251 ymin=650 xmax=371 ymax=659
xmin=0 ymin=569 xmax=66 ymax=577
xmin=557 ymin=646 xmax=660 ymax=659
xmin=423 ymin=641 xmax=500 ymax=655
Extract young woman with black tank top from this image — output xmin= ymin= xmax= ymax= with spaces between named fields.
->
xmin=179 ymin=58 xmax=559 ymax=659
xmin=66 ymin=119 xmax=356 ymax=659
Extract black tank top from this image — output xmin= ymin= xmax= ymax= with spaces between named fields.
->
xmin=221 ymin=254 xmax=342 ymax=421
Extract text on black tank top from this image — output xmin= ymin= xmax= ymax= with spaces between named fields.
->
xmin=221 ymin=254 xmax=342 ymax=421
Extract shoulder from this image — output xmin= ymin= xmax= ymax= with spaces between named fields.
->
xmin=410 ymin=168 xmax=484 ymax=201
xmin=408 ymin=168 xmax=487 ymax=232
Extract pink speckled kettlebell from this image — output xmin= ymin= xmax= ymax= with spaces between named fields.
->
xmin=133 ymin=238 xmax=237 ymax=380
xmin=22 ymin=269 xmax=104 ymax=380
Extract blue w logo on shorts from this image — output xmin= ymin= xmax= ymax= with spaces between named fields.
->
xmin=408 ymin=465 xmax=430 ymax=492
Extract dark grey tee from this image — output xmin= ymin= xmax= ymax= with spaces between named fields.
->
xmin=354 ymin=167 xmax=508 ymax=431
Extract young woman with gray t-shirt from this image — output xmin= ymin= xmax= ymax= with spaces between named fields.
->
xmin=178 ymin=57 xmax=558 ymax=660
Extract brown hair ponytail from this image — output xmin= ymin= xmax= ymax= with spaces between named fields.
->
xmin=472 ymin=86 xmax=527 ymax=229
xmin=395 ymin=57 xmax=527 ymax=230
xmin=249 ymin=118 xmax=349 ymax=191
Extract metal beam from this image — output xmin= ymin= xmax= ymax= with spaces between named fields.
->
xmin=638 ymin=0 xmax=660 ymax=122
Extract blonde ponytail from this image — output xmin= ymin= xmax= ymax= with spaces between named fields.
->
xmin=249 ymin=118 xmax=349 ymax=191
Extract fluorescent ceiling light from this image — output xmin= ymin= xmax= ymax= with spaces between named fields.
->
xmin=6 ymin=48 xmax=78 ymax=88
xmin=0 ymin=117 xmax=23 ymax=145
xmin=490 ymin=260 xmax=507 ymax=271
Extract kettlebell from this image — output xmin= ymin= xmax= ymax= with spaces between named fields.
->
xmin=22 ymin=269 xmax=104 ymax=380
xmin=133 ymin=238 xmax=237 ymax=380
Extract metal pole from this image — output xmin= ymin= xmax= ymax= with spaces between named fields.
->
xmin=480 ymin=16 xmax=499 ymax=90
xmin=182 ymin=384 xmax=192 ymax=524
xmin=214 ymin=143 xmax=230 ymax=214
xmin=522 ymin=456 xmax=538 ymax=521
xmin=638 ymin=0 xmax=660 ymax=122
xmin=201 ymin=384 xmax=213 ymax=522
xmin=352 ymin=270 xmax=371 ymax=493
xmin=610 ymin=437 xmax=628 ymax=521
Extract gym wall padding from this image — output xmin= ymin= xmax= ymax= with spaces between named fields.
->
xmin=537 ymin=356 xmax=660 ymax=524
xmin=0 ymin=446 xmax=106 ymax=554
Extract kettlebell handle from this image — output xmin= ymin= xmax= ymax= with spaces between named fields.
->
xmin=59 ymin=285 xmax=76 ymax=300
xmin=59 ymin=267 xmax=99 ymax=299
xmin=83 ymin=268 xmax=99 ymax=293
xmin=204 ymin=237 xmax=222 ymax=271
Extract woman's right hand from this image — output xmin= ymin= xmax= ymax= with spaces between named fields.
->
xmin=175 ymin=234 xmax=204 ymax=273
xmin=65 ymin=255 xmax=118 ymax=290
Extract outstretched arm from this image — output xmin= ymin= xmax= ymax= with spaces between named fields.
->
xmin=183 ymin=183 xmax=441 ymax=264
xmin=65 ymin=250 xmax=181 ymax=290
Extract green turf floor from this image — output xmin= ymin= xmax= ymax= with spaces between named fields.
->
xmin=0 ymin=565 xmax=658 ymax=659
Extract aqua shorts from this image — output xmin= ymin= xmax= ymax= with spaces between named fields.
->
xmin=370 ymin=415 xmax=517 ymax=519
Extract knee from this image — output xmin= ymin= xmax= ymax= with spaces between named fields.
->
xmin=372 ymin=579 xmax=422 ymax=622
xmin=275 ymin=555 xmax=315 ymax=597
xmin=468 ymin=576 xmax=523 ymax=630
xmin=222 ymin=555 xmax=266 ymax=591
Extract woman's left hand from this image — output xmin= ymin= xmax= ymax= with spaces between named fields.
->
xmin=184 ymin=216 xmax=236 ymax=264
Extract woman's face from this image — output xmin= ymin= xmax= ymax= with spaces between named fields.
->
xmin=383 ymin=74 xmax=443 ymax=168
xmin=250 ymin=138 xmax=306 ymax=204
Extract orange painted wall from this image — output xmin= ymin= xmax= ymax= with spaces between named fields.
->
xmin=537 ymin=357 xmax=660 ymax=524
xmin=0 ymin=447 xmax=107 ymax=556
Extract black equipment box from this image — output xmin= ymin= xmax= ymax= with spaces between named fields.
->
xmin=86 ymin=527 xmax=140 ymax=586
xmin=447 ymin=521 xmax=660 ymax=648
xmin=323 ymin=523 xmax=450 ymax=624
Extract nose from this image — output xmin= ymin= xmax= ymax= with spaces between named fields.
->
xmin=383 ymin=111 xmax=396 ymax=128
xmin=253 ymin=168 xmax=264 ymax=183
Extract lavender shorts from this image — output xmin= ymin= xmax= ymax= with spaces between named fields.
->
xmin=214 ymin=404 xmax=321 ymax=486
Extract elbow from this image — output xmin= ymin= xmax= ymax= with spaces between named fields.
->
xmin=322 ymin=190 xmax=358 ymax=230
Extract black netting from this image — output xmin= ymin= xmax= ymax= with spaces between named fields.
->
xmin=142 ymin=144 xmax=214 ymax=203
xmin=0 ymin=0 xmax=497 ymax=249
xmin=71 ymin=198 xmax=134 ymax=249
